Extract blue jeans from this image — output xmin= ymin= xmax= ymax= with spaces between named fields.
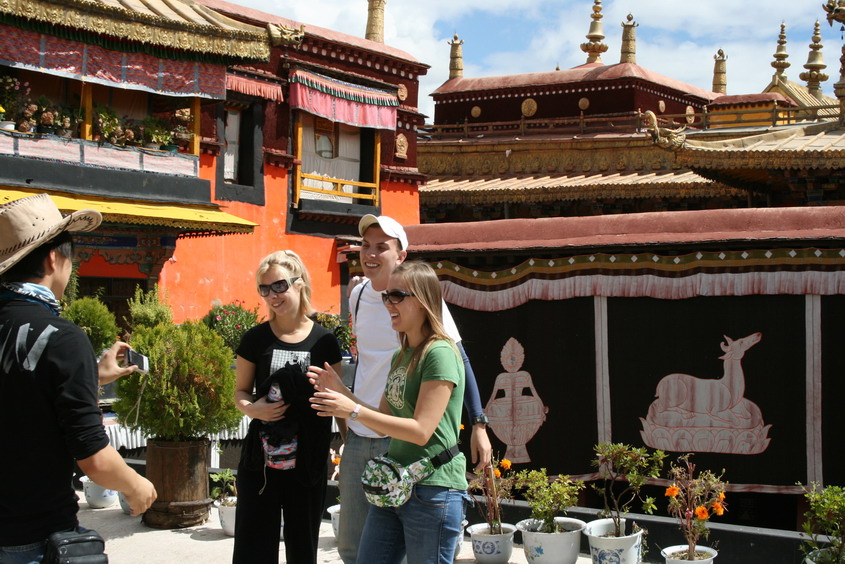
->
xmin=357 ymin=485 xmax=468 ymax=564
xmin=338 ymin=431 xmax=391 ymax=564
xmin=0 ymin=540 xmax=44 ymax=564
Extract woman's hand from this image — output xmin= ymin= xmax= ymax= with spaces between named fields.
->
xmin=250 ymin=396 xmax=289 ymax=422
xmin=311 ymin=389 xmax=357 ymax=418
xmin=307 ymin=362 xmax=345 ymax=394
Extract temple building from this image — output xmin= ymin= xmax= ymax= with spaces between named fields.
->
xmin=0 ymin=0 xmax=427 ymax=320
xmin=417 ymin=0 xmax=843 ymax=222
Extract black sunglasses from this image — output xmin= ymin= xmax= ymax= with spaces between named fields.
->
xmin=381 ymin=290 xmax=416 ymax=305
xmin=258 ymin=277 xmax=300 ymax=297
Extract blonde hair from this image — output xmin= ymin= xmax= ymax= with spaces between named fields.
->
xmin=390 ymin=261 xmax=454 ymax=376
xmin=256 ymin=250 xmax=314 ymax=320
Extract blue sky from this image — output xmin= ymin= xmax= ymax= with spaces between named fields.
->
xmin=249 ymin=0 xmax=841 ymax=119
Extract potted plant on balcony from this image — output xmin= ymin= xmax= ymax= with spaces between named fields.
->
xmin=211 ymin=468 xmax=238 ymax=536
xmin=584 ymin=443 xmax=666 ymax=564
xmin=801 ymin=483 xmax=845 ymax=564
xmin=513 ymin=467 xmax=586 ymax=564
xmin=202 ymin=299 xmax=261 ymax=355
xmin=114 ymin=288 xmax=241 ymax=528
xmin=0 ymin=74 xmax=28 ymax=130
xmin=466 ymin=457 xmax=517 ymax=564
xmin=141 ymin=115 xmax=174 ymax=149
xmin=662 ymin=454 xmax=727 ymax=563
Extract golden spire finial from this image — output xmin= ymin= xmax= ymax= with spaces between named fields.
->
xmin=771 ymin=22 xmax=790 ymax=78
xmin=800 ymin=20 xmax=829 ymax=100
xmin=580 ymin=0 xmax=608 ymax=64
xmin=365 ymin=0 xmax=387 ymax=43
xmin=448 ymin=33 xmax=464 ymax=79
xmin=620 ymin=13 xmax=638 ymax=64
xmin=712 ymin=49 xmax=728 ymax=94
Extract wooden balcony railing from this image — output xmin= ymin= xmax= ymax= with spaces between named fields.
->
xmin=294 ymin=171 xmax=379 ymax=207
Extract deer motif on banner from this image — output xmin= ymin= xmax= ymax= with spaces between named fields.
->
xmin=640 ymin=332 xmax=771 ymax=454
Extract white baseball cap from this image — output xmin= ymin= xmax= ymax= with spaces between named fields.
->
xmin=358 ymin=214 xmax=409 ymax=250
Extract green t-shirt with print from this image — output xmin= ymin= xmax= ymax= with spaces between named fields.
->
xmin=385 ymin=340 xmax=467 ymax=490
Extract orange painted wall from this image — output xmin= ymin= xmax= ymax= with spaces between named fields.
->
xmin=79 ymin=251 xmax=147 ymax=279
xmin=157 ymin=155 xmax=419 ymax=323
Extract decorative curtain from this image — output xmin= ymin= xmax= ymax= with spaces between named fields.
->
xmin=0 ymin=24 xmax=226 ymax=99
xmin=226 ymin=74 xmax=284 ymax=102
xmin=288 ymin=68 xmax=398 ymax=130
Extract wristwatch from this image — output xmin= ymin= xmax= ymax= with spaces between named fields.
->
xmin=471 ymin=413 xmax=489 ymax=426
xmin=350 ymin=404 xmax=362 ymax=420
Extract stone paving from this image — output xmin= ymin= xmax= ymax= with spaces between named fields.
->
xmin=77 ymin=494 xmax=598 ymax=563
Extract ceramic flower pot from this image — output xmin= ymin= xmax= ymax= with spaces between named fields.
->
xmin=467 ymin=522 xmax=517 ymax=564
xmin=804 ymin=548 xmax=838 ymax=564
xmin=661 ymin=545 xmax=718 ymax=563
xmin=0 ymin=120 xmax=15 ymax=131
xmin=327 ymin=504 xmax=341 ymax=538
xmin=118 ymin=492 xmax=133 ymax=515
xmin=80 ymin=476 xmax=117 ymax=509
xmin=517 ymin=517 xmax=586 ymax=564
xmin=215 ymin=497 xmax=237 ymax=536
xmin=583 ymin=517 xmax=643 ymax=564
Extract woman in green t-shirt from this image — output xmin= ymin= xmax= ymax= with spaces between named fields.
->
xmin=310 ymin=261 xmax=468 ymax=564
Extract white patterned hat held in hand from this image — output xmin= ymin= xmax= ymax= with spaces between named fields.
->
xmin=0 ymin=193 xmax=102 ymax=275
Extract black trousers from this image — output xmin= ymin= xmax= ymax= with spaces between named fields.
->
xmin=232 ymin=462 xmax=327 ymax=564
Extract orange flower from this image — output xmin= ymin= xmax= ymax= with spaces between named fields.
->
xmin=665 ymin=485 xmax=680 ymax=497
xmin=494 ymin=468 xmax=501 ymax=478
xmin=499 ymin=459 xmax=512 ymax=470
xmin=712 ymin=501 xmax=725 ymax=516
xmin=460 ymin=424 xmax=465 ymax=430
xmin=695 ymin=506 xmax=709 ymax=520
xmin=718 ymin=491 xmax=726 ymax=501
xmin=332 ymin=457 xmax=341 ymax=465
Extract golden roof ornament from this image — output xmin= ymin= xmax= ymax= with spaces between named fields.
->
xmin=580 ymin=0 xmax=608 ymax=64
xmin=366 ymin=0 xmax=387 ymax=43
xmin=823 ymin=0 xmax=845 ymax=25
xmin=799 ymin=21 xmax=828 ymax=100
xmin=449 ymin=33 xmax=464 ymax=79
xmin=771 ymin=22 xmax=790 ymax=78
xmin=620 ymin=14 xmax=638 ymax=64
xmin=712 ymin=49 xmax=728 ymax=94
xmin=268 ymin=23 xmax=305 ymax=47
xmin=824 ymin=1 xmax=845 ymax=125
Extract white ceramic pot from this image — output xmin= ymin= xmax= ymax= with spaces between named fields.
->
xmin=0 ymin=121 xmax=16 ymax=131
xmin=583 ymin=518 xmax=643 ymax=564
xmin=328 ymin=504 xmax=341 ymax=538
xmin=215 ymin=497 xmax=237 ymax=536
xmin=80 ymin=476 xmax=117 ymax=509
xmin=517 ymin=517 xmax=586 ymax=564
xmin=661 ymin=545 xmax=718 ymax=563
xmin=467 ymin=522 xmax=517 ymax=564
xmin=118 ymin=492 xmax=132 ymax=515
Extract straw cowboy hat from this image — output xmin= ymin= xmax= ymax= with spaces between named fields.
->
xmin=0 ymin=193 xmax=102 ymax=275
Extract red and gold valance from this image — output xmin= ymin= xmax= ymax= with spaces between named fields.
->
xmin=226 ymin=74 xmax=284 ymax=102
xmin=289 ymin=68 xmax=398 ymax=130
xmin=0 ymin=24 xmax=226 ymax=98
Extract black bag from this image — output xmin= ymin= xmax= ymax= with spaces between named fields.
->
xmin=43 ymin=529 xmax=108 ymax=564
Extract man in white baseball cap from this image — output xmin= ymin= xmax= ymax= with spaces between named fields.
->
xmin=0 ymin=194 xmax=156 ymax=562
xmin=326 ymin=213 xmax=491 ymax=564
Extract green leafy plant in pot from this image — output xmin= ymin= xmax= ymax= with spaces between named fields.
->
xmin=62 ymin=296 xmax=119 ymax=355
xmin=513 ymin=468 xmax=585 ymax=564
xmin=202 ymin=299 xmax=261 ymax=354
xmin=113 ymin=316 xmax=241 ymax=528
xmin=801 ymin=483 xmax=845 ymax=564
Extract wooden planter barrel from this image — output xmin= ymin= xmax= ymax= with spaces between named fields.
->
xmin=143 ymin=439 xmax=212 ymax=529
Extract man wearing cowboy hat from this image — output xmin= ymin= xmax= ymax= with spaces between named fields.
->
xmin=0 ymin=194 xmax=156 ymax=562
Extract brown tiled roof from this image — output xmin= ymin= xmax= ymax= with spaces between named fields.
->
xmin=707 ymin=93 xmax=796 ymax=107
xmin=432 ymin=62 xmax=720 ymax=102
xmin=404 ymin=206 xmax=845 ymax=253
xmin=420 ymin=171 xmax=743 ymax=204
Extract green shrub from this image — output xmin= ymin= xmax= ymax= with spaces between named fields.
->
xmin=113 ymin=320 xmax=241 ymax=441
xmin=62 ymin=296 xmax=119 ymax=354
xmin=514 ymin=468 xmax=583 ymax=533
xmin=125 ymin=285 xmax=171 ymax=330
xmin=202 ymin=300 xmax=261 ymax=353
xmin=314 ymin=312 xmax=354 ymax=354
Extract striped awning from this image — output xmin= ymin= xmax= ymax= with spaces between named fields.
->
xmin=289 ymin=68 xmax=398 ymax=130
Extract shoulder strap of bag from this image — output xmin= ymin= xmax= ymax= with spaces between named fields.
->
xmin=349 ymin=279 xmax=369 ymax=393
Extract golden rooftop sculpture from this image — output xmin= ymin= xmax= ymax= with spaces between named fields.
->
xmin=580 ymin=0 xmax=608 ymax=64
xmin=800 ymin=21 xmax=828 ymax=100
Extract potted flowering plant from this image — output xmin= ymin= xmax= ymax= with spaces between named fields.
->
xmin=466 ymin=458 xmax=517 ymax=563
xmin=584 ymin=442 xmax=666 ymax=564
xmin=0 ymin=74 xmax=29 ymax=129
xmin=513 ymin=467 xmax=585 ymax=564
xmin=801 ymin=483 xmax=845 ymax=564
xmin=662 ymin=454 xmax=727 ymax=563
